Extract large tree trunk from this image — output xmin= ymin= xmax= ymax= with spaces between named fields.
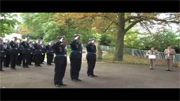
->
xmin=96 ymin=42 xmax=103 ymax=59
xmin=113 ymin=27 xmax=125 ymax=61
xmin=113 ymin=13 xmax=125 ymax=61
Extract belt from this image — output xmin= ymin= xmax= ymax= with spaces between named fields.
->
xmin=72 ymin=50 xmax=81 ymax=53
xmin=23 ymin=48 xmax=30 ymax=50
xmin=47 ymin=50 xmax=53 ymax=52
xmin=88 ymin=52 xmax=96 ymax=54
xmin=35 ymin=50 xmax=41 ymax=51
xmin=56 ymin=54 xmax=66 ymax=57
xmin=11 ymin=48 xmax=17 ymax=50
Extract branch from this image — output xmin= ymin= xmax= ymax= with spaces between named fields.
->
xmin=103 ymin=21 xmax=114 ymax=33
xmin=145 ymin=17 xmax=179 ymax=24
xmin=139 ymin=22 xmax=152 ymax=34
xmin=125 ymin=16 xmax=142 ymax=22
xmin=124 ymin=19 xmax=142 ymax=34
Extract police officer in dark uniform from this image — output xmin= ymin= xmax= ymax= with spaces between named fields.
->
xmin=28 ymin=41 xmax=35 ymax=65
xmin=17 ymin=39 xmax=23 ymax=66
xmin=41 ymin=41 xmax=46 ymax=64
xmin=34 ymin=39 xmax=42 ymax=67
xmin=70 ymin=34 xmax=83 ymax=82
xmin=52 ymin=36 xmax=67 ymax=87
xmin=46 ymin=41 xmax=54 ymax=65
xmin=0 ymin=38 xmax=6 ymax=71
xmin=20 ymin=37 xmax=31 ymax=68
xmin=9 ymin=37 xmax=18 ymax=70
xmin=86 ymin=38 xmax=98 ymax=77
xmin=3 ymin=39 xmax=11 ymax=68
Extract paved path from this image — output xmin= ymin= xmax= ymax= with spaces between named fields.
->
xmin=0 ymin=51 xmax=179 ymax=88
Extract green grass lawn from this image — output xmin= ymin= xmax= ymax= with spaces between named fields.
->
xmin=99 ymin=51 xmax=180 ymax=67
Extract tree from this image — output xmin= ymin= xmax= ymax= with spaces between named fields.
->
xmin=20 ymin=13 xmax=57 ymax=40
xmin=53 ymin=13 xmax=179 ymax=61
xmin=0 ymin=13 xmax=20 ymax=37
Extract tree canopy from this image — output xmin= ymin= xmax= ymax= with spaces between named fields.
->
xmin=0 ymin=13 xmax=20 ymax=37
xmin=20 ymin=13 xmax=180 ymax=61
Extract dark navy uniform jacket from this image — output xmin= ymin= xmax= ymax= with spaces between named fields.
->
xmin=20 ymin=41 xmax=31 ymax=54
xmin=46 ymin=45 xmax=54 ymax=54
xmin=33 ymin=43 xmax=42 ymax=54
xmin=41 ymin=45 xmax=46 ymax=55
xmin=29 ymin=42 xmax=35 ymax=55
xmin=86 ymin=43 xmax=96 ymax=60
xmin=17 ymin=42 xmax=23 ymax=55
xmin=52 ymin=41 xmax=67 ymax=56
xmin=0 ymin=43 xmax=6 ymax=57
xmin=9 ymin=41 xmax=18 ymax=53
xmin=70 ymin=40 xmax=82 ymax=59
xmin=3 ymin=43 xmax=11 ymax=55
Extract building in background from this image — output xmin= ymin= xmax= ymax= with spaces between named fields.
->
xmin=4 ymin=33 xmax=22 ymax=41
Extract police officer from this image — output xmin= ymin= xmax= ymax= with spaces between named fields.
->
xmin=86 ymin=38 xmax=98 ymax=77
xmin=9 ymin=37 xmax=18 ymax=70
xmin=46 ymin=41 xmax=54 ymax=65
xmin=20 ymin=37 xmax=31 ymax=68
xmin=34 ymin=39 xmax=42 ymax=67
xmin=3 ymin=39 xmax=11 ymax=68
xmin=70 ymin=34 xmax=83 ymax=82
xmin=17 ymin=39 xmax=23 ymax=66
xmin=28 ymin=41 xmax=35 ymax=65
xmin=0 ymin=38 xmax=6 ymax=71
xmin=31 ymin=41 xmax=36 ymax=63
xmin=41 ymin=41 xmax=46 ymax=64
xmin=52 ymin=36 xmax=67 ymax=87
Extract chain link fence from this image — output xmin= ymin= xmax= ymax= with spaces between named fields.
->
xmin=99 ymin=45 xmax=180 ymax=63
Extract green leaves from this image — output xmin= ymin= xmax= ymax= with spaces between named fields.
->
xmin=0 ymin=13 xmax=20 ymax=37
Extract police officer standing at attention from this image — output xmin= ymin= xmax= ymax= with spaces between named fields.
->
xmin=46 ymin=41 xmax=54 ymax=65
xmin=41 ymin=41 xmax=46 ymax=64
xmin=17 ymin=39 xmax=23 ymax=66
xmin=20 ymin=37 xmax=31 ymax=68
xmin=52 ymin=36 xmax=67 ymax=87
xmin=70 ymin=34 xmax=83 ymax=82
xmin=28 ymin=41 xmax=35 ymax=65
xmin=34 ymin=39 xmax=42 ymax=67
xmin=3 ymin=39 xmax=11 ymax=68
xmin=86 ymin=38 xmax=98 ymax=77
xmin=9 ymin=37 xmax=18 ymax=70
xmin=0 ymin=38 xmax=6 ymax=71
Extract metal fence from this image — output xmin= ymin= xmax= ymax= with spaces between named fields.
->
xmin=99 ymin=45 xmax=180 ymax=63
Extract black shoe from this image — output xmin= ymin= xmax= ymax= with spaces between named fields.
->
xmin=92 ymin=75 xmax=98 ymax=77
xmin=60 ymin=84 xmax=67 ymax=86
xmin=0 ymin=70 xmax=4 ymax=71
xmin=150 ymin=68 xmax=154 ymax=70
xmin=12 ymin=68 xmax=16 ymax=70
xmin=88 ymin=75 xmax=98 ymax=77
xmin=55 ymin=84 xmax=61 ymax=87
xmin=76 ymin=79 xmax=82 ymax=81
xmin=166 ymin=69 xmax=171 ymax=71
xmin=72 ymin=79 xmax=78 ymax=82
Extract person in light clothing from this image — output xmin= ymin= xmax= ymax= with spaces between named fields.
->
xmin=164 ymin=45 xmax=176 ymax=71
xmin=146 ymin=47 xmax=159 ymax=70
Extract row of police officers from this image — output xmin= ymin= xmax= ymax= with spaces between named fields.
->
xmin=0 ymin=37 xmax=55 ymax=71
xmin=0 ymin=34 xmax=98 ymax=87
